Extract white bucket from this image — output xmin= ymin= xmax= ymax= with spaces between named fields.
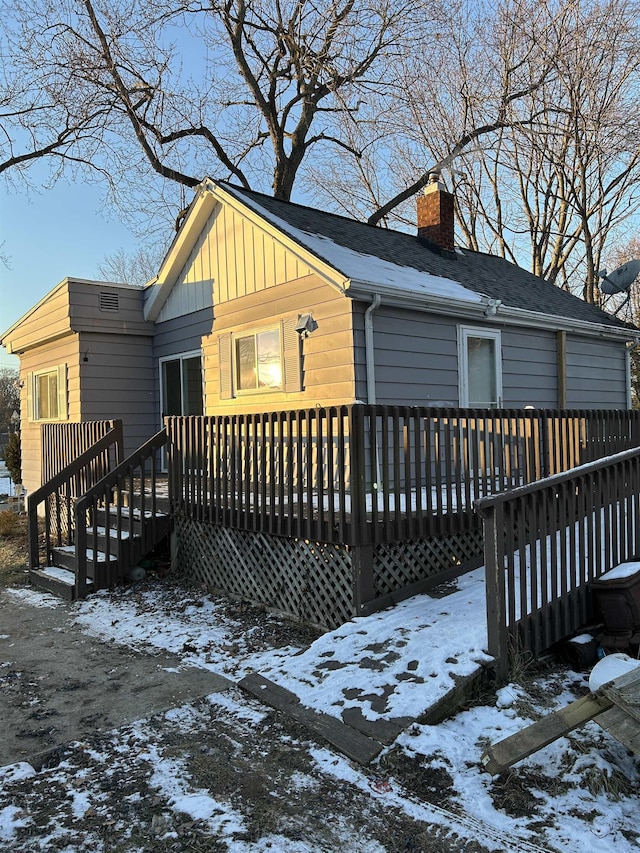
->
xmin=589 ymin=653 xmax=640 ymax=692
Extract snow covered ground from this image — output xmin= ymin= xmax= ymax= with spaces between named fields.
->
xmin=1 ymin=573 xmax=639 ymax=852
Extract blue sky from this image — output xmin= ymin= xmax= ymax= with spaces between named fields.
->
xmin=0 ymin=175 xmax=144 ymax=370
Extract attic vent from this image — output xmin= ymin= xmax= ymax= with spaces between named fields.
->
xmin=99 ymin=291 xmax=119 ymax=312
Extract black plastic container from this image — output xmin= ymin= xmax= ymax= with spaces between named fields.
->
xmin=590 ymin=563 xmax=640 ymax=637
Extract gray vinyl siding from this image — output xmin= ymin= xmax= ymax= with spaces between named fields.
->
xmin=153 ymin=308 xmax=214 ymax=360
xmin=68 ymin=281 xmax=151 ymax=335
xmin=501 ymin=328 xmax=558 ymax=408
xmin=79 ymin=332 xmax=156 ymax=458
xmin=356 ymin=305 xmax=615 ymax=410
xmin=565 ymin=335 xmax=628 ymax=408
xmin=356 ymin=306 xmax=459 ymax=406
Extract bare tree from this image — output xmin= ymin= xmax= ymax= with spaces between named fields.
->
xmin=311 ymin=0 xmax=640 ymax=307
xmin=0 ymin=368 xmax=20 ymax=434
xmin=1 ymin=0 xmax=421 ymax=210
xmin=462 ymin=0 xmax=640 ymax=303
xmin=97 ymin=246 xmax=163 ymax=286
xmin=602 ymin=235 xmax=640 ymax=406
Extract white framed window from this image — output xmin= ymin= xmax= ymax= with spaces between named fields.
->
xmin=218 ymin=317 xmax=302 ymax=399
xmin=458 ymin=327 xmax=502 ymax=408
xmin=236 ymin=328 xmax=282 ymax=391
xmin=26 ymin=364 xmax=67 ymax=422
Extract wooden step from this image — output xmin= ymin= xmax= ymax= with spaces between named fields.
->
xmin=29 ymin=566 xmax=94 ymax=601
xmin=51 ymin=544 xmax=119 ymax=572
xmin=85 ymin=526 xmax=137 ymax=557
xmin=93 ymin=507 xmax=170 ymax=535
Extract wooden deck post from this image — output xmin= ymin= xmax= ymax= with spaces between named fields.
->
xmin=480 ymin=503 xmax=510 ymax=682
xmin=350 ymin=405 xmax=375 ymax=615
xmin=352 ymin=544 xmax=375 ymax=616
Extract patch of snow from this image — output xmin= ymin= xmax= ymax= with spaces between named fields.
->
xmin=0 ymin=805 xmax=29 ymax=842
xmin=258 ymin=568 xmax=492 ymax=721
xmin=225 ymin=184 xmax=482 ymax=304
xmin=38 ymin=566 xmax=75 ymax=585
xmin=3 ymin=588 xmax=63 ymax=608
xmin=0 ymin=763 xmax=36 ymax=783
xmin=569 ymin=633 xmax=595 ymax=645
xmin=139 ymin=734 xmax=247 ymax=839
xmin=495 ymin=683 xmax=525 ymax=709
xmin=598 ymin=561 xmax=640 ymax=582
xmin=69 ymin=789 xmax=92 ymax=819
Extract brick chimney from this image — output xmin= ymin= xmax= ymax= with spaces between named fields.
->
xmin=417 ymin=172 xmax=455 ymax=251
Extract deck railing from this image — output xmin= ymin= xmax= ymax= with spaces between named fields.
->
xmin=41 ymin=420 xmax=122 ymax=485
xmin=28 ymin=421 xmax=124 ymax=570
xmin=475 ymin=445 xmax=640 ymax=680
xmin=167 ymin=406 xmax=640 ymax=547
xmin=74 ymin=429 xmax=167 ymax=596
xmin=168 ymin=408 xmax=353 ymax=543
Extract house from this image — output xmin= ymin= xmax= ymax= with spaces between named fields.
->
xmin=2 ymin=174 xmax=635 ymax=498
xmin=3 ymin=176 xmax=640 ymax=655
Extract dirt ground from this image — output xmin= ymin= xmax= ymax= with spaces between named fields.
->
xmin=3 ymin=513 xmax=638 ymax=852
xmin=0 ymin=515 xmax=497 ymax=852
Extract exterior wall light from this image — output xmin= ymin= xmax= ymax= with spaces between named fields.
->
xmin=295 ymin=313 xmax=318 ymax=337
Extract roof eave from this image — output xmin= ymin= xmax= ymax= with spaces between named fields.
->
xmin=347 ymin=280 xmax=638 ymax=341
xmin=1 ymin=279 xmax=70 ymax=350
xmin=144 ymin=186 xmax=218 ymax=322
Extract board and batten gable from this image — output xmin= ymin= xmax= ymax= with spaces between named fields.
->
xmin=565 ymin=334 xmax=628 ymax=408
xmin=155 ymin=208 xmax=215 ymax=324
xmin=208 ymin=201 xmax=315 ymax=303
xmin=154 ymin=196 xmax=357 ymax=413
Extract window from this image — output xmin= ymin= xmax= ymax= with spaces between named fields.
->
xmin=458 ymin=327 xmax=502 ymax=407
xmin=218 ymin=318 xmax=302 ymax=399
xmin=27 ymin=364 xmax=67 ymax=421
xmin=160 ymin=353 xmax=203 ymax=418
xmin=236 ymin=328 xmax=282 ymax=391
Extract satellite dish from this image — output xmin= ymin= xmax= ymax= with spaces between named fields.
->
xmin=598 ymin=260 xmax=640 ymax=294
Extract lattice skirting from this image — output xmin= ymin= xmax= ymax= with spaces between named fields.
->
xmin=175 ymin=516 xmax=354 ymax=629
xmin=373 ymin=528 xmax=485 ymax=597
xmin=175 ymin=516 xmax=485 ymax=629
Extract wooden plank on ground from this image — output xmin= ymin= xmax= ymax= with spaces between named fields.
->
xmin=598 ymin=667 xmax=640 ymax=725
xmin=239 ymin=672 xmax=383 ymax=765
xmin=481 ymin=693 xmax=613 ymax=776
xmin=597 ymin=706 xmax=640 ymax=756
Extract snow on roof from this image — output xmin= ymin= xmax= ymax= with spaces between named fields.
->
xmin=224 ymin=184 xmax=483 ymax=305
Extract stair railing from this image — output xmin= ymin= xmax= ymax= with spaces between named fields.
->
xmin=74 ymin=428 xmax=168 ymax=596
xmin=27 ymin=421 xmax=124 ymax=573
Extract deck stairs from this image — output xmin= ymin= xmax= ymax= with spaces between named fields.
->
xmin=27 ymin=425 xmax=170 ymax=601
xmin=29 ymin=499 xmax=171 ymax=601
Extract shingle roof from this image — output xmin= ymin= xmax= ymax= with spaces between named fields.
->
xmin=222 ymin=182 xmax=631 ymax=332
